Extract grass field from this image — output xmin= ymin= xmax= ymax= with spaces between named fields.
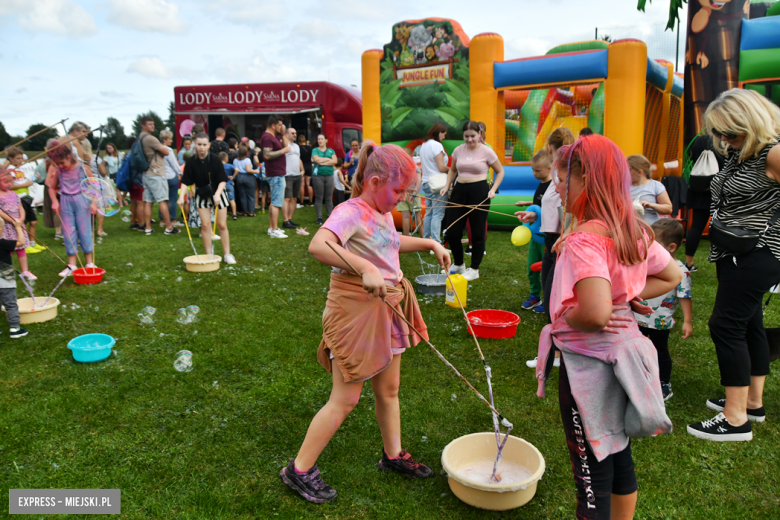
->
xmin=1 ymin=205 xmax=779 ymax=519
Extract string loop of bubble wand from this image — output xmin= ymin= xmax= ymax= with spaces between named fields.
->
xmin=444 ymin=195 xmax=491 ymax=233
xmin=180 ymin=202 xmax=200 ymax=258
xmin=324 ymin=240 xmax=512 ymax=426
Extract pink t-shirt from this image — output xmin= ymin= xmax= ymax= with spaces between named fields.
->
xmin=323 ymin=197 xmax=402 ymax=285
xmin=452 ymin=144 xmax=498 ymax=178
xmin=551 ymin=230 xmax=671 ymax=323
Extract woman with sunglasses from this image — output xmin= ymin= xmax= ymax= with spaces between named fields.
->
xmin=687 ymin=89 xmax=780 ymax=442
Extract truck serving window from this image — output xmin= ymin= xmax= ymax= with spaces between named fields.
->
xmin=341 ymin=128 xmax=362 ymax=155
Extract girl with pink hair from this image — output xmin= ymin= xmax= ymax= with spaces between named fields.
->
xmin=280 ymin=143 xmax=450 ymax=504
xmin=535 ymin=135 xmax=682 ymax=519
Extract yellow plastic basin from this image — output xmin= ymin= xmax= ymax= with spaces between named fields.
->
xmin=441 ymin=432 xmax=545 ymax=511
xmin=16 ymin=297 xmax=60 ymax=325
xmin=183 ymin=255 xmax=221 ymax=273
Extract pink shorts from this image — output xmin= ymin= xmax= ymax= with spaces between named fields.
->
xmin=14 ymin=249 xmax=26 ymax=258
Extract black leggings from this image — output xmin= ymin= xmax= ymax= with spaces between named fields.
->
xmin=710 ymin=247 xmax=780 ymax=387
xmin=639 ymin=327 xmax=672 ymax=383
xmin=445 ymin=181 xmax=490 ymax=269
xmin=685 ymin=208 xmax=710 ymax=258
xmin=542 ymin=232 xmax=560 ymax=324
xmin=559 ymin=360 xmax=638 ymax=519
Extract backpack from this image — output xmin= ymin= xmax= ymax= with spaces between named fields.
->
xmin=129 ymin=134 xmax=149 ymax=187
xmin=689 ymin=149 xmax=720 ymax=193
xmin=116 ymin=154 xmax=132 ymax=192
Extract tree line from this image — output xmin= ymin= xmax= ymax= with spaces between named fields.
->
xmin=1 ymin=102 xmax=176 ymax=152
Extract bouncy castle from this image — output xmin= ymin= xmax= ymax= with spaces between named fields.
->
xmin=362 ymin=19 xmax=684 ymax=227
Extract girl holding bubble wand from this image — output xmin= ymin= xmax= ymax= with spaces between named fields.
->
xmin=0 ymin=169 xmax=37 ymax=281
xmin=280 ymin=143 xmax=450 ymax=504
xmin=45 ymin=141 xmax=98 ymax=277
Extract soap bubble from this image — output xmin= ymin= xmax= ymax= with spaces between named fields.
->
xmin=97 ymin=237 xmax=103 ymax=244
xmin=99 ymin=197 xmax=120 ymax=217
xmin=176 ymin=308 xmax=188 ymax=324
xmin=139 ymin=306 xmax=156 ymax=324
xmin=451 ymin=394 xmax=457 ymax=401
xmin=185 ymin=305 xmax=200 ymax=323
xmin=174 ymin=350 xmax=193 ymax=373
xmin=121 ymin=209 xmax=132 ymax=223
xmin=141 ymin=306 xmax=156 ymax=316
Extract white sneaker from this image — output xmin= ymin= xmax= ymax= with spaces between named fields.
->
xmin=223 ymin=254 xmax=236 ymax=264
xmin=296 ymin=204 xmax=303 ymax=208
xmin=450 ymin=264 xmax=465 ymax=275
xmin=213 ymin=234 xmax=221 ymax=241
xmin=159 ymin=221 xmax=165 ymax=227
xmin=462 ymin=268 xmax=479 ymax=281
xmin=267 ymin=227 xmax=273 ymax=236
xmin=270 ymin=229 xmax=288 ymax=239
xmin=526 ymin=356 xmax=560 ymax=368
xmin=172 ymin=221 xmax=185 ymax=227
xmin=59 ymin=265 xmax=76 ymax=278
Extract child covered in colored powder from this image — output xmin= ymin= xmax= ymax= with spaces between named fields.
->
xmin=0 ymin=169 xmax=35 ymax=282
xmin=0 ymin=209 xmax=27 ymax=338
xmin=280 ymin=143 xmax=450 ymax=504
xmin=514 ymin=149 xmax=552 ymax=313
xmin=45 ymin=142 xmax=98 ymax=277
xmin=635 ymin=218 xmax=692 ymax=401
xmin=535 ymin=135 xmax=682 ymax=520
xmin=4 ymin=146 xmax=42 ymax=254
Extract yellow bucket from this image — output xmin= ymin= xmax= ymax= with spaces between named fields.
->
xmin=446 ymin=274 xmax=467 ymax=308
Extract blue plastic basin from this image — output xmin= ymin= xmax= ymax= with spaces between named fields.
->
xmin=68 ymin=333 xmax=115 ymax=363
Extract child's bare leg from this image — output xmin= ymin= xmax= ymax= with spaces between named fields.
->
xmin=17 ymin=252 xmax=29 ymax=272
xmin=229 ymin=200 xmax=236 ymax=217
xmin=97 ymin=214 xmax=104 ymax=234
xmin=85 ymin=252 xmax=94 ymax=265
xmin=371 ymin=354 xmax=402 ymax=458
xmin=295 ymin=363 xmax=364 ymax=471
xmin=198 ymin=207 xmax=212 ymax=254
xmin=401 ymin=211 xmax=411 ymax=236
xmin=216 ymin=207 xmax=229 ymax=255
xmin=28 ymin=221 xmax=37 ymax=243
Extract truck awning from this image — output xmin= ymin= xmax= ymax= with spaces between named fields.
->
xmin=175 ymin=107 xmax=320 ymax=115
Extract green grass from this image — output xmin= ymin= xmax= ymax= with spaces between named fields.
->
xmin=1 ymin=206 xmax=779 ymax=519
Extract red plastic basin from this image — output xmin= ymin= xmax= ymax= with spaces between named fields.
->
xmin=465 ymin=309 xmax=521 ymax=339
xmin=73 ymin=267 xmax=105 ymax=285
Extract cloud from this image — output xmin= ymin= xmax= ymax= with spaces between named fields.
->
xmin=100 ymin=90 xmax=128 ymax=98
xmin=212 ymin=51 xmax=298 ymax=83
xmin=205 ymin=0 xmax=287 ymax=25
xmin=507 ymin=37 xmax=551 ymax=59
xmin=107 ymin=0 xmax=185 ymax=34
xmin=127 ymin=57 xmax=199 ymax=79
xmin=321 ymin=0 xmax=397 ymax=21
xmin=0 ymin=0 xmax=97 ymax=38
xmin=15 ymin=87 xmax=27 ymax=94
xmin=293 ymin=19 xmax=340 ymax=40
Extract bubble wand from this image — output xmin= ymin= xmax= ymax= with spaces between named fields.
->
xmin=6 ymin=118 xmax=68 ymax=150
xmin=324 ymin=240 xmax=512 ymax=426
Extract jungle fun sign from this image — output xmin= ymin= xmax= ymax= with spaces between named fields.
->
xmin=380 ymin=18 xmax=470 ymax=143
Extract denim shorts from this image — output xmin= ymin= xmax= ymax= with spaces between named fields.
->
xmin=268 ymin=176 xmax=285 ymax=208
xmin=142 ymin=174 xmax=169 ymax=203
xmin=225 ymin=181 xmax=235 ymax=201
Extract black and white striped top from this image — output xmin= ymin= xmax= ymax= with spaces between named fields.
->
xmin=709 ymin=138 xmax=780 ymax=262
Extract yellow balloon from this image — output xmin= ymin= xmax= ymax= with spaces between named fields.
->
xmin=511 ymin=225 xmax=532 ymax=246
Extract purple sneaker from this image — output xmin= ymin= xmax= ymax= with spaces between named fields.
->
xmin=377 ymin=449 xmax=433 ymax=478
xmin=279 ymin=459 xmax=337 ymax=504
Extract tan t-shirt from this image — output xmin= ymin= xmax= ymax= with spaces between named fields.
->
xmin=141 ymin=132 xmax=165 ymax=176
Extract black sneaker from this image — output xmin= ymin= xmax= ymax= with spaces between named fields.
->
xmin=145 ymin=228 xmax=154 ymax=235
xmin=164 ymin=227 xmax=181 ymax=235
xmin=685 ymin=263 xmax=698 ymax=272
xmin=289 ymin=220 xmax=299 ymax=227
xmin=706 ymin=398 xmax=766 ymax=422
xmin=317 ymin=218 xmax=323 ymax=226
xmin=377 ymin=449 xmax=433 ymax=478
xmin=9 ymin=327 xmax=28 ymax=339
xmin=661 ymin=382 xmax=673 ymax=401
xmin=282 ymin=221 xmax=296 ymax=229
xmin=279 ymin=459 xmax=337 ymax=504
xmin=232 ymin=215 xmax=237 ymax=221
xmin=687 ymin=412 xmax=752 ymax=442
xmin=130 ymin=223 xmax=142 ymax=231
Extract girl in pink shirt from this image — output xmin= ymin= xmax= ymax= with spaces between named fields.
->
xmin=539 ymin=136 xmax=681 ymax=519
xmin=281 ymin=144 xmax=450 ymax=504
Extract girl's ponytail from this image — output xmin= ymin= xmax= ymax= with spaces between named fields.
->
xmin=351 ymin=144 xmax=375 ymax=198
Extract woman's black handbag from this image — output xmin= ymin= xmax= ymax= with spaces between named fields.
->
xmin=710 ymin=209 xmax=780 ymax=256
xmin=196 ymin=184 xmax=214 ymax=199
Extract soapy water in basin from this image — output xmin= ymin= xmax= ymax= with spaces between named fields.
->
xmin=458 ymin=459 xmax=533 ymax=485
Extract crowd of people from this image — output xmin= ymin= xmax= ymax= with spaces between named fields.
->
xmin=1 ymin=88 xmax=778 ymax=519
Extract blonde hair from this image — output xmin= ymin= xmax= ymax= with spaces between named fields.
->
xmin=546 ymin=127 xmax=575 ymax=152
xmin=627 ymin=154 xmax=652 ymax=179
xmin=159 ymin=129 xmax=173 ymax=142
xmin=531 ymin=149 xmax=550 ymax=167
xmin=704 ymin=88 xmax=780 ymax=160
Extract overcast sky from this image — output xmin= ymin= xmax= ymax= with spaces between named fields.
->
xmin=0 ymin=0 xmax=687 ymax=137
